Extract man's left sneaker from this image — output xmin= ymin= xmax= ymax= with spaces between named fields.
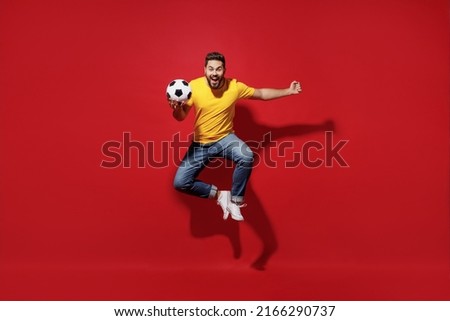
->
xmin=226 ymin=201 xmax=245 ymax=221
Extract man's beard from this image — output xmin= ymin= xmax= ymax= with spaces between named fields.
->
xmin=207 ymin=75 xmax=224 ymax=89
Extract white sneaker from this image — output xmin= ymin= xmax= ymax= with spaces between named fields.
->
xmin=226 ymin=201 xmax=245 ymax=221
xmin=217 ymin=191 xmax=230 ymax=220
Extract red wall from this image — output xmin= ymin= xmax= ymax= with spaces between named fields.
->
xmin=0 ymin=0 xmax=449 ymax=300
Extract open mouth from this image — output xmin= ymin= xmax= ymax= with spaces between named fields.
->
xmin=209 ymin=77 xmax=220 ymax=87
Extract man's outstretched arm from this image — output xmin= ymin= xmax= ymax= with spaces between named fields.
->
xmin=252 ymin=81 xmax=302 ymax=100
xmin=169 ymin=100 xmax=192 ymax=121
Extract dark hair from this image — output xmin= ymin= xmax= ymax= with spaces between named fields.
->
xmin=205 ymin=52 xmax=226 ymax=68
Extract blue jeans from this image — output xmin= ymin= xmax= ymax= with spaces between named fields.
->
xmin=173 ymin=133 xmax=254 ymax=204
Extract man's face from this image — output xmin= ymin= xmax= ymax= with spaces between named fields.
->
xmin=204 ymin=60 xmax=225 ymax=89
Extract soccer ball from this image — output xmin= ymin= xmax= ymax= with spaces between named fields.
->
xmin=166 ymin=79 xmax=192 ymax=102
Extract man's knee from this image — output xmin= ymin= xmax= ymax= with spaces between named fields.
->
xmin=239 ymin=147 xmax=254 ymax=166
xmin=173 ymin=175 xmax=189 ymax=191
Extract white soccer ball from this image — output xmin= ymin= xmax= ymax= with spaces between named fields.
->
xmin=166 ymin=79 xmax=192 ymax=102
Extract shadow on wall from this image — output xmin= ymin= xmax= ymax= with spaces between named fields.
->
xmin=174 ymin=104 xmax=335 ymax=270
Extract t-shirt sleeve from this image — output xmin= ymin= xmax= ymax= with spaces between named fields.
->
xmin=185 ymin=80 xmax=194 ymax=106
xmin=236 ymin=81 xmax=255 ymax=99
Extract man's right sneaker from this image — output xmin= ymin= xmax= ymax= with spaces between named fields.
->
xmin=217 ymin=191 xmax=231 ymax=220
xmin=226 ymin=201 xmax=245 ymax=221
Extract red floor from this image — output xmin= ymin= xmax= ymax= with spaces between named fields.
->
xmin=1 ymin=262 xmax=449 ymax=301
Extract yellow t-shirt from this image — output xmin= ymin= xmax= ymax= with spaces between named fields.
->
xmin=186 ymin=77 xmax=255 ymax=143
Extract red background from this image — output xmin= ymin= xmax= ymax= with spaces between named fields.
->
xmin=0 ymin=0 xmax=449 ymax=300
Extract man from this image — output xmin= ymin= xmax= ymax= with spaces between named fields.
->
xmin=170 ymin=52 xmax=302 ymax=221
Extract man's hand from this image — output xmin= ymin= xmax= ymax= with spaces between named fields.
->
xmin=289 ymin=81 xmax=302 ymax=95
xmin=169 ymin=99 xmax=191 ymax=121
xmin=168 ymin=99 xmax=185 ymax=110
